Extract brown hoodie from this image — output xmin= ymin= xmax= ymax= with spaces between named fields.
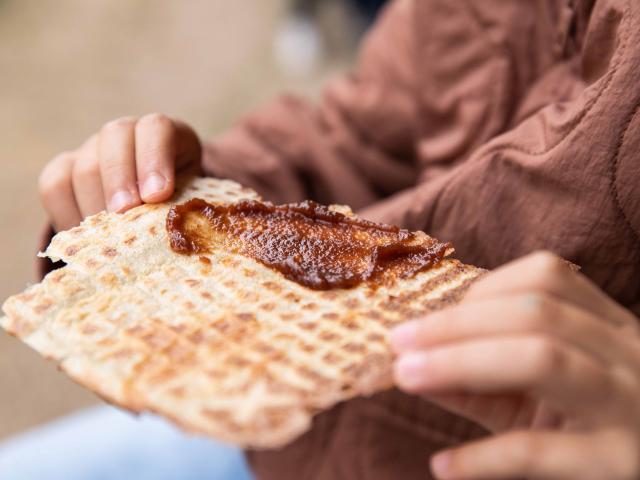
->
xmin=199 ymin=0 xmax=639 ymax=478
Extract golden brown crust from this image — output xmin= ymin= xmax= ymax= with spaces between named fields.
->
xmin=1 ymin=176 xmax=484 ymax=448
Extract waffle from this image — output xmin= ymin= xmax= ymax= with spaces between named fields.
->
xmin=1 ymin=177 xmax=484 ymax=448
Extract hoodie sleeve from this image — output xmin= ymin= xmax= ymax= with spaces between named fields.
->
xmin=201 ymin=0 xmax=421 ymax=210
xmin=201 ymin=0 xmax=571 ymax=210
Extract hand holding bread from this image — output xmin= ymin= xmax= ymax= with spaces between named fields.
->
xmin=38 ymin=114 xmax=201 ymax=231
xmin=392 ymin=252 xmax=640 ymax=480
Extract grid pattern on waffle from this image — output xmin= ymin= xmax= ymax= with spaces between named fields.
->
xmin=2 ymin=177 xmax=484 ymax=448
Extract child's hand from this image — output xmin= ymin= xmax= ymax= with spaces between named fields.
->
xmin=391 ymin=252 xmax=640 ymax=480
xmin=38 ymin=114 xmax=201 ymax=231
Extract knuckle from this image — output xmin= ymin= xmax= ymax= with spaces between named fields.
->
xmin=525 ymin=336 xmax=564 ymax=382
xmin=81 ymin=133 xmax=98 ymax=151
xmin=531 ymin=250 xmax=562 ymax=267
xmin=101 ymin=116 xmax=136 ymax=134
xmin=99 ymin=159 xmax=129 ymax=180
xmin=72 ymin=155 xmax=99 ymax=180
xmin=39 ymin=153 xmax=73 ymax=197
xmin=445 ymin=449 xmax=468 ymax=475
xmin=138 ymin=112 xmax=173 ymax=130
xmin=504 ymin=432 xmax=539 ymax=470
xmin=136 ymin=113 xmax=176 ymax=158
xmin=530 ymin=250 xmax=565 ymax=279
xmin=520 ymin=293 xmax=557 ymax=330
xmin=519 ymin=251 xmax=571 ymax=297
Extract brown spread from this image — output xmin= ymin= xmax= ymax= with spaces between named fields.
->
xmin=166 ymin=198 xmax=450 ymax=290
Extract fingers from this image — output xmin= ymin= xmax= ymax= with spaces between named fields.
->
xmin=135 ymin=114 xmax=177 ymax=202
xmin=39 ymin=151 xmax=82 ymax=231
xmin=390 ymin=294 xmax=630 ymax=367
xmin=120 ymin=114 xmax=201 ymax=205
xmin=466 ymin=251 xmax=638 ymax=329
xmin=102 ymin=115 xmax=201 ymax=208
xmin=394 ymin=335 xmax=616 ymax=418
xmin=40 ymin=114 xmax=201 ymax=230
xmin=71 ymin=135 xmax=105 ymax=217
xmin=97 ymin=117 xmax=141 ymax=213
xmin=173 ymin=119 xmax=202 ymax=173
xmin=431 ymin=429 xmax=638 ymax=480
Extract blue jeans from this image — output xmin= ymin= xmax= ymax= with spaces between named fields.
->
xmin=0 ymin=406 xmax=254 ymax=480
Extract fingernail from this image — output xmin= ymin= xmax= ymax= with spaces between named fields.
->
xmin=390 ymin=321 xmax=419 ymax=351
xmin=395 ymin=352 xmax=429 ymax=388
xmin=109 ymin=190 xmax=134 ymax=213
xmin=431 ymin=452 xmax=451 ymax=478
xmin=140 ymin=173 xmax=166 ymax=199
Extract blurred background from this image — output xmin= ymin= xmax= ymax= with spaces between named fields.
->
xmin=0 ymin=0 xmax=383 ymax=440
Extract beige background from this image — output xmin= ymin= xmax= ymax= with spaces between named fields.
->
xmin=0 ymin=0 xmax=354 ymax=440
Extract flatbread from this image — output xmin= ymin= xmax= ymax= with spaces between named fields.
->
xmin=1 ymin=176 xmax=484 ymax=448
